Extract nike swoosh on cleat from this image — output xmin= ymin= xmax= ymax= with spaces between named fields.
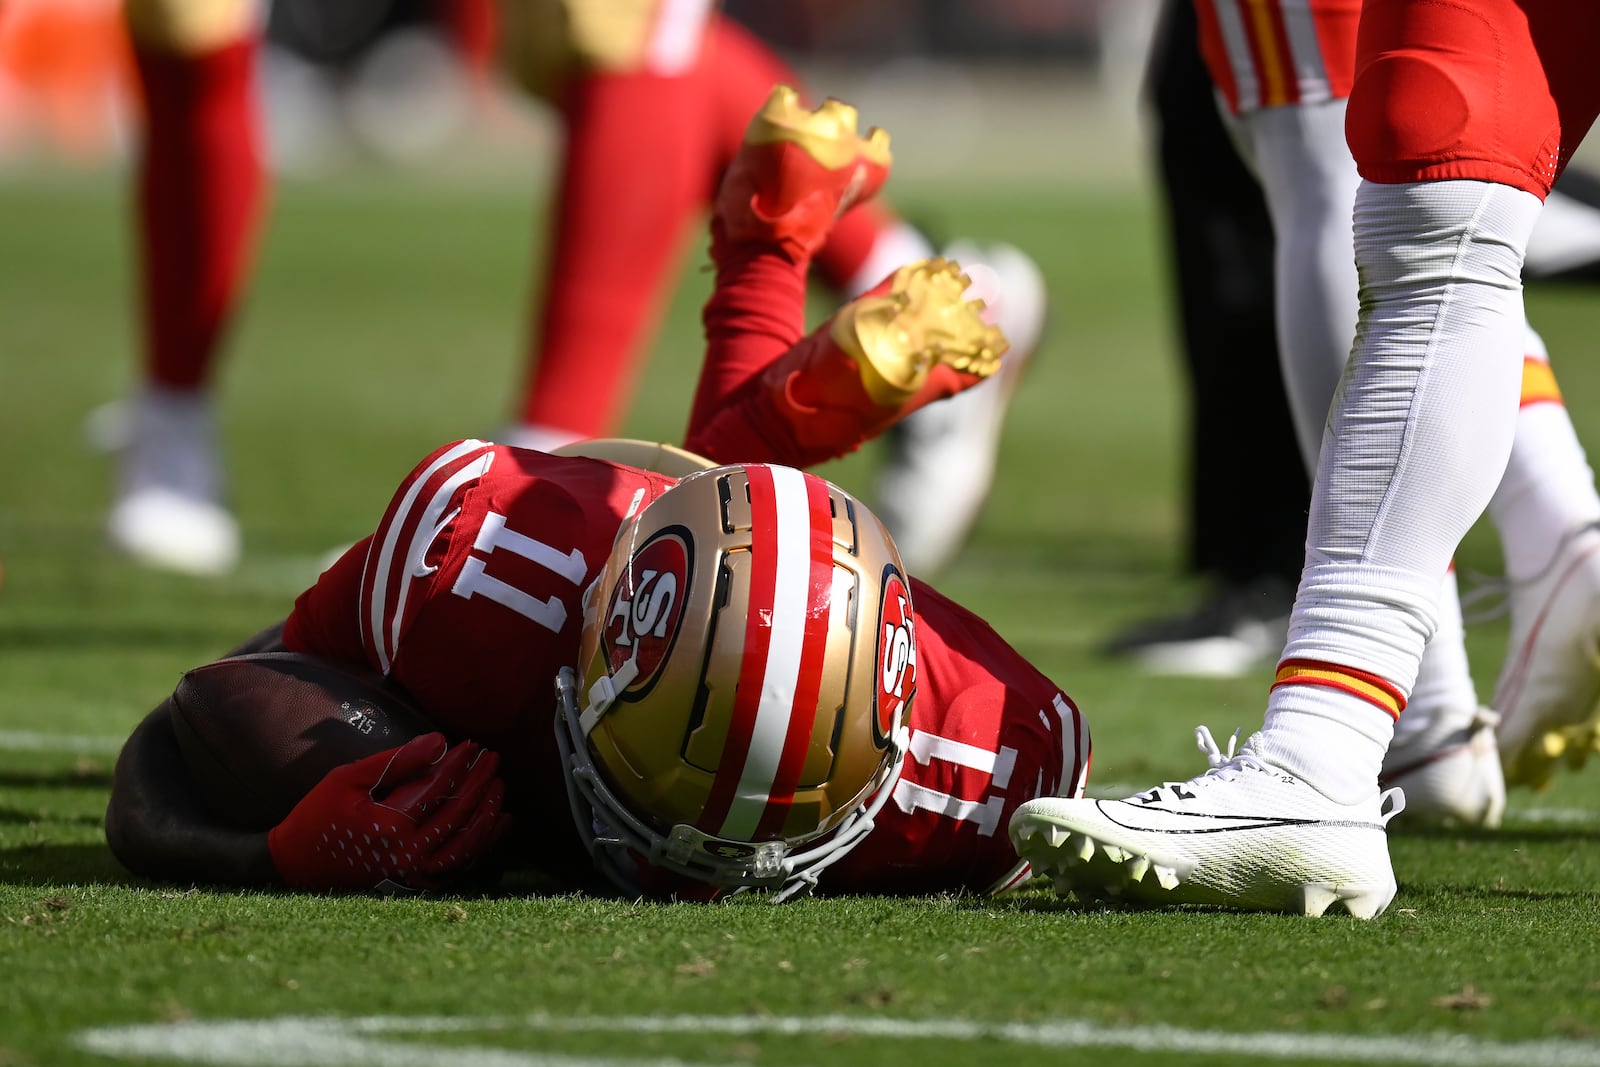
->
xmin=1095 ymin=801 xmax=1382 ymax=835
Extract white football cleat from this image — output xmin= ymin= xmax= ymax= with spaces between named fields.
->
xmin=873 ymin=241 xmax=1046 ymax=574
xmin=1009 ymin=727 xmax=1405 ymax=918
xmin=1379 ymin=707 xmax=1505 ymax=828
xmin=1493 ymin=522 xmax=1600 ymax=789
xmin=106 ymin=386 xmax=239 ymax=577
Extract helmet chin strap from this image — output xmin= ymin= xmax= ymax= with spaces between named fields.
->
xmin=576 ymin=655 xmax=639 ymax=737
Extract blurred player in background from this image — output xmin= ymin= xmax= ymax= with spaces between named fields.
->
xmin=1010 ymin=0 xmax=1600 ymax=917
xmin=1104 ymin=0 xmax=1600 ymax=681
xmin=1099 ymin=0 xmax=1307 ymax=679
xmin=105 ymin=88 xmax=1088 ymax=899
xmin=109 ymin=0 xmax=265 ymax=575
xmin=106 ymin=0 xmax=1046 ymax=578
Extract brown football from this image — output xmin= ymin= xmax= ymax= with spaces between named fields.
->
xmin=169 ymin=652 xmax=432 ymax=830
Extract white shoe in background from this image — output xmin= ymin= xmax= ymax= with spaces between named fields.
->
xmin=105 ymin=386 xmax=240 ymax=576
xmin=1380 ymin=707 xmax=1505 ymax=828
xmin=873 ymin=241 xmax=1047 ymax=575
xmin=1494 ymin=522 xmax=1600 ymax=789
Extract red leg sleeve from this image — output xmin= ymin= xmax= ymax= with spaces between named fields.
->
xmin=131 ymin=35 xmax=265 ymax=390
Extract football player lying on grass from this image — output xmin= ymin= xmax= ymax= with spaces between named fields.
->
xmin=105 ymin=87 xmax=1091 ymax=901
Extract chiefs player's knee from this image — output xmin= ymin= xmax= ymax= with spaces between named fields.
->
xmin=1345 ymin=0 xmax=1502 ymax=175
xmin=1347 ymin=53 xmax=1471 ymax=172
xmin=124 ymin=0 xmax=257 ymax=53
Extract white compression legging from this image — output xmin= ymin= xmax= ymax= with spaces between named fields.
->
xmin=1285 ymin=179 xmax=1543 ymax=693
xmin=1229 ymin=98 xmax=1362 ymax=468
xmin=1230 ymin=100 xmax=1480 ymax=717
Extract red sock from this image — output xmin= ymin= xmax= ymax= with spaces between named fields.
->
xmin=687 ymin=225 xmax=810 ymax=438
xmin=686 ymin=222 xmax=885 ymax=468
xmin=131 ymin=36 xmax=265 ymax=391
xmin=516 ymin=69 xmax=712 ymax=435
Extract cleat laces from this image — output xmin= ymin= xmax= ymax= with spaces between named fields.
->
xmin=1138 ymin=726 xmax=1262 ymax=802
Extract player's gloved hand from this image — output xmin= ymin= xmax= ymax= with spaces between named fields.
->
xmin=266 ymin=733 xmax=510 ymax=892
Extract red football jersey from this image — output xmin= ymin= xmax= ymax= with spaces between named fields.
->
xmin=283 ymin=440 xmax=1090 ymax=894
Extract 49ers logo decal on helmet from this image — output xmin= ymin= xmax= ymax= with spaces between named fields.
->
xmin=601 ymin=526 xmax=692 ymax=699
xmin=875 ymin=567 xmax=916 ymax=748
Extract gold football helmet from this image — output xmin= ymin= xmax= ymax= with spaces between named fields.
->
xmin=548 ymin=437 xmax=716 ymax=478
xmin=555 ymin=462 xmax=916 ymax=899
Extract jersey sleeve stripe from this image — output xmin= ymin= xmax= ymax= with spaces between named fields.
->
xmin=360 ymin=439 xmax=494 ymax=674
xmin=386 ymin=455 xmax=495 ymax=663
xmin=1056 ymin=692 xmax=1090 ymax=800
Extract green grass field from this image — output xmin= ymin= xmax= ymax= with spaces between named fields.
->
xmin=3 ymin=160 xmax=1600 ymax=1067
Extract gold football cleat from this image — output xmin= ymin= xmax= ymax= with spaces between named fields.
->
xmin=716 ymin=85 xmax=893 ymax=255
xmin=744 ymin=84 xmax=893 ymax=176
xmin=1513 ymin=716 xmax=1600 ymax=790
xmin=831 ymin=258 xmax=1008 ymax=406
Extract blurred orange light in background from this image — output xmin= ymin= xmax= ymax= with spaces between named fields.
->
xmin=0 ymin=0 xmax=135 ymax=162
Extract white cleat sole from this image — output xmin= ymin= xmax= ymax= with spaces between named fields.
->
xmin=1012 ymin=808 xmax=1397 ymax=919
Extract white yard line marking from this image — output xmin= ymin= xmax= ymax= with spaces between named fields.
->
xmin=0 ymin=730 xmax=124 ymax=755
xmin=75 ymin=1012 xmax=1600 ymax=1067
xmin=1517 ymin=808 xmax=1600 ymax=824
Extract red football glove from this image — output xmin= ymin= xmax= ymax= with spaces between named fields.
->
xmin=266 ymin=733 xmax=510 ymax=892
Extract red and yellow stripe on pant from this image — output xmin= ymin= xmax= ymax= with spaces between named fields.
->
xmin=1192 ymin=0 xmax=1359 ymax=114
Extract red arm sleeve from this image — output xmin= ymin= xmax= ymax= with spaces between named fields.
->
xmin=279 ymin=535 xmax=373 ymax=667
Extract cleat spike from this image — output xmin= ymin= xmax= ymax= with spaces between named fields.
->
xmin=1127 ymin=856 xmax=1151 ymax=883
xmin=1101 ymin=845 xmax=1127 ymax=864
xmin=1298 ymin=884 xmax=1337 ymax=918
xmin=1338 ymin=887 xmax=1391 ymax=920
xmin=1153 ymin=864 xmax=1180 ymax=890
xmin=816 ymin=97 xmax=859 ymax=131
xmin=1043 ymin=825 xmax=1070 ymax=848
xmin=1073 ymin=834 xmax=1096 ymax=863
xmin=768 ymin=84 xmax=800 ymax=111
